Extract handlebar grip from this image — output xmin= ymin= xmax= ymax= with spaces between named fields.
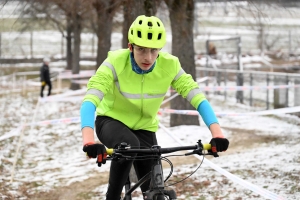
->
xmin=106 ymin=148 xmax=114 ymax=155
xmin=203 ymin=143 xmax=211 ymax=150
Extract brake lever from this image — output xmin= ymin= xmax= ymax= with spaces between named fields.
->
xmin=185 ymin=149 xmax=218 ymax=156
xmin=185 ymin=149 xmax=203 ymax=156
xmin=106 ymin=153 xmax=122 ymax=161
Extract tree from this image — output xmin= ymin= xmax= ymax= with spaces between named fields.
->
xmin=164 ymin=0 xmax=200 ymax=126
xmin=21 ymin=0 xmax=74 ymax=70
xmin=121 ymin=0 xmax=162 ymax=48
xmin=90 ymin=0 xmax=122 ymax=69
xmin=54 ymin=0 xmax=92 ymax=90
xmin=121 ymin=0 xmax=144 ymax=48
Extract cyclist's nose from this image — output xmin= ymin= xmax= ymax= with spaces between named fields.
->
xmin=144 ymin=50 xmax=153 ymax=60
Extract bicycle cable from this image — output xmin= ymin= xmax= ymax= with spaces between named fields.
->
xmin=164 ymin=153 xmax=205 ymax=187
xmin=161 ymin=157 xmax=173 ymax=182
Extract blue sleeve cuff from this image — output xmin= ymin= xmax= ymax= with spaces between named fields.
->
xmin=197 ymin=100 xmax=218 ymax=127
xmin=80 ymin=101 xmax=96 ymax=129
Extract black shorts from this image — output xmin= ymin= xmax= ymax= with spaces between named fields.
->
xmin=95 ymin=116 xmax=159 ymax=197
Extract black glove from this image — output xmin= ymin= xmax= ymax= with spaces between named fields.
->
xmin=209 ymin=138 xmax=229 ymax=157
xmin=83 ymin=143 xmax=107 ymax=167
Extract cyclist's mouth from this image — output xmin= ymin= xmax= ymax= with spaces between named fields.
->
xmin=142 ymin=63 xmax=151 ymax=67
xmin=141 ymin=63 xmax=152 ymax=69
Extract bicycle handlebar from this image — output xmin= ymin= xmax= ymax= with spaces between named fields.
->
xmin=106 ymin=142 xmax=211 ymax=156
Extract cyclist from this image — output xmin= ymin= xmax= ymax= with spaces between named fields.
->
xmin=80 ymin=15 xmax=229 ymax=200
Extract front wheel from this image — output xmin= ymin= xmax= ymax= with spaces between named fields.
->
xmin=144 ymin=189 xmax=176 ymax=200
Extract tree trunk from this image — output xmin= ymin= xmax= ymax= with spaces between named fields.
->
xmin=165 ymin=0 xmax=199 ymax=126
xmin=144 ymin=0 xmax=160 ymax=16
xmin=96 ymin=6 xmax=113 ymax=70
xmin=122 ymin=0 xmax=144 ymax=48
xmin=66 ymin=17 xmax=73 ymax=70
xmin=70 ymin=13 xmax=81 ymax=90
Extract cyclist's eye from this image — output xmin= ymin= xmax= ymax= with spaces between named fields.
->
xmin=138 ymin=47 xmax=145 ymax=52
xmin=151 ymin=48 xmax=159 ymax=53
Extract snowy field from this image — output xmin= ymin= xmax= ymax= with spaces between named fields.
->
xmin=0 ymin=86 xmax=299 ymax=199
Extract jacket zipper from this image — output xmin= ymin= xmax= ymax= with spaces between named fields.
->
xmin=132 ymin=75 xmax=144 ymax=129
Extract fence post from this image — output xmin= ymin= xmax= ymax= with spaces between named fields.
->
xmin=224 ymin=70 xmax=227 ymax=100
xmin=285 ymin=75 xmax=289 ymax=107
xmin=274 ymin=75 xmax=286 ymax=108
xmin=250 ymin=73 xmax=253 ymax=106
xmin=61 ymin=34 xmax=64 ymax=57
xmin=30 ymin=31 xmax=33 ymax=58
xmin=216 ymin=71 xmax=221 ymax=95
xmin=294 ymin=78 xmax=300 ymax=117
xmin=288 ymin=30 xmax=291 ymax=61
xmin=236 ymin=72 xmax=244 ymax=103
xmin=0 ymin=32 xmax=1 ymax=57
xmin=266 ymin=74 xmax=270 ymax=110
xmin=236 ymin=37 xmax=243 ymax=103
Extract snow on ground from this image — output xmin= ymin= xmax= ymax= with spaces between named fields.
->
xmin=0 ymin=84 xmax=299 ymax=199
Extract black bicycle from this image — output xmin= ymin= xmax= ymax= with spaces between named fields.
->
xmin=101 ymin=140 xmax=217 ymax=200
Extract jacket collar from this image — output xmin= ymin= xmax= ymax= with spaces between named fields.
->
xmin=130 ymin=52 xmax=156 ymax=74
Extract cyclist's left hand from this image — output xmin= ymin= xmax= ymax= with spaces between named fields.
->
xmin=209 ymin=138 xmax=229 ymax=157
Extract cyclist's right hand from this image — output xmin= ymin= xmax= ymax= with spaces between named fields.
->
xmin=83 ymin=143 xmax=107 ymax=167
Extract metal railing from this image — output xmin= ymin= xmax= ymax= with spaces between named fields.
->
xmin=196 ymin=67 xmax=300 ymax=110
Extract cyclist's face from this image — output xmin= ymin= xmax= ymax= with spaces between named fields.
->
xmin=128 ymin=43 xmax=160 ymax=71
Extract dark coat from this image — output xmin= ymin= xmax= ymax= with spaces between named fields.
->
xmin=40 ymin=64 xmax=50 ymax=82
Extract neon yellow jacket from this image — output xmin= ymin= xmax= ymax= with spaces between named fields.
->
xmin=83 ymin=49 xmax=206 ymax=132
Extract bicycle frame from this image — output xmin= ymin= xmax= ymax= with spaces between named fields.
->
xmin=123 ymin=146 xmax=177 ymax=200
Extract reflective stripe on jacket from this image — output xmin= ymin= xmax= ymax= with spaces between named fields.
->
xmin=83 ymin=49 xmax=206 ymax=132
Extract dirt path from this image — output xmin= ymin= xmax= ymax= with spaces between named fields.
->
xmin=27 ymin=173 xmax=108 ymax=200
xmin=27 ymin=156 xmax=200 ymax=200
xmin=25 ymin=127 xmax=281 ymax=200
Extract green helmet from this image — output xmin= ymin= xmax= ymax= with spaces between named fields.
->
xmin=128 ymin=15 xmax=166 ymax=48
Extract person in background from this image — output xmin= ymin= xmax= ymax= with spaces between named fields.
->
xmin=80 ymin=15 xmax=229 ymax=200
xmin=40 ymin=57 xmax=52 ymax=98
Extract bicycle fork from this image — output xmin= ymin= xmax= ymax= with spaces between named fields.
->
xmin=143 ymin=162 xmax=177 ymax=200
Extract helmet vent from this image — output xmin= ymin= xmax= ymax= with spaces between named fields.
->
xmin=148 ymin=33 xmax=152 ymax=40
xmin=139 ymin=20 xmax=143 ymax=25
xmin=157 ymin=22 xmax=161 ymax=27
xmin=148 ymin=21 xmax=153 ymax=27
xmin=137 ymin=31 xmax=142 ymax=38
xmin=131 ymin=30 xmax=133 ymax=35
xmin=157 ymin=33 xmax=162 ymax=40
